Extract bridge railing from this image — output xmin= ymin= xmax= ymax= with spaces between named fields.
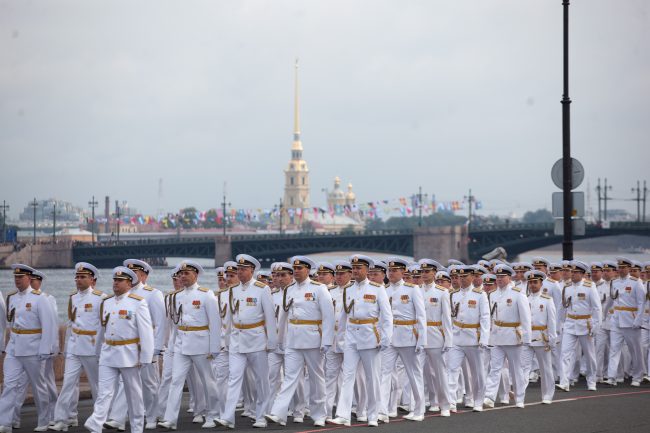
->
xmin=231 ymin=229 xmax=413 ymax=241
xmin=469 ymin=221 xmax=650 ymax=233
xmin=73 ymin=236 xmax=219 ymax=248
xmin=73 ymin=229 xmax=415 ymax=248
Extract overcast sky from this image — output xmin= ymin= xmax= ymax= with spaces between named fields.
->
xmin=0 ymin=0 xmax=648 ymax=219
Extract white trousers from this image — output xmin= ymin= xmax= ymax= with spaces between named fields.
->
xmin=447 ymin=346 xmax=485 ymax=409
xmin=424 ymin=348 xmax=451 ymax=411
xmin=521 ymin=346 xmax=555 ymax=402
xmin=222 ymin=351 xmax=270 ymax=426
xmin=560 ymin=333 xmax=596 ymax=388
xmin=109 ymin=360 xmax=161 ymax=424
xmin=324 ymin=350 xmax=342 ymax=418
xmin=212 ymin=351 xmax=230 ymax=418
xmin=595 ymin=328 xmax=610 ymax=380
xmin=268 ymin=351 xmax=285 ymax=403
xmin=270 ymin=348 xmax=326 ymax=422
xmin=163 ymin=353 xmax=218 ymax=425
xmin=154 ymin=349 xmax=174 ymax=421
xmin=485 ymin=345 xmax=525 ymax=405
xmin=84 ymin=366 xmax=143 ymax=433
xmin=353 ymin=363 xmax=368 ymax=417
xmin=187 ymin=364 xmax=207 ymax=415
xmin=379 ymin=346 xmax=424 ymax=417
xmin=54 ymin=355 xmax=100 ymax=422
xmin=641 ymin=328 xmax=649 ymax=376
xmin=335 ymin=346 xmax=380 ymax=422
xmin=483 ymin=348 xmax=510 ymax=403
xmin=0 ymin=355 xmax=49 ymax=428
xmin=552 ymin=331 xmax=563 ymax=380
xmin=608 ymin=328 xmax=643 ymax=382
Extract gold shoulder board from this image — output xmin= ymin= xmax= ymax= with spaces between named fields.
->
xmin=92 ymin=290 xmax=103 ymax=296
xmin=128 ymin=293 xmax=144 ymax=301
xmin=541 ymin=294 xmax=551 ymax=299
xmin=512 ymin=287 xmax=521 ymax=292
xmin=369 ymin=281 xmax=382 ymax=287
xmin=198 ymin=287 xmax=209 ymax=292
xmin=31 ymin=290 xmax=42 ymax=295
xmin=254 ymin=281 xmax=266 ymax=288
xmin=143 ymin=285 xmax=154 ymax=291
xmin=472 ymin=287 xmax=483 ymax=294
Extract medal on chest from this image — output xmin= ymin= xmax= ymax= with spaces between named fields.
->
xmin=363 ymin=294 xmax=376 ymax=303
xmin=118 ymin=309 xmax=132 ymax=320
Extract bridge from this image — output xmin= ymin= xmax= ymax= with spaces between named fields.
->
xmin=71 ymin=222 xmax=650 ymax=267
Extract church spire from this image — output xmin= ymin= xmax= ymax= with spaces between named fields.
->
xmin=292 ymin=58 xmax=303 ymax=153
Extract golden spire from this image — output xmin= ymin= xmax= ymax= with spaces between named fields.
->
xmin=292 ymin=58 xmax=303 ymax=152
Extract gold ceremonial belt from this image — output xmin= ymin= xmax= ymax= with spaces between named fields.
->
xmin=234 ymin=320 xmax=265 ymax=330
xmin=494 ymin=321 xmax=520 ymax=328
xmin=568 ymin=314 xmax=591 ymax=320
xmin=427 ymin=321 xmax=442 ymax=326
xmin=453 ymin=320 xmax=480 ymax=329
xmin=105 ymin=338 xmax=140 ymax=346
xmin=532 ymin=325 xmax=548 ymax=331
xmin=349 ymin=318 xmax=379 ymax=325
xmin=394 ymin=319 xmax=417 ymax=326
xmin=178 ymin=325 xmax=209 ymax=332
xmin=72 ymin=328 xmax=97 ymax=336
xmin=614 ymin=306 xmax=637 ymax=312
xmin=11 ymin=328 xmax=42 ymax=335
xmin=289 ymin=319 xmax=322 ymax=325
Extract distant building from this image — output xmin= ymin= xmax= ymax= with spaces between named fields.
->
xmin=283 ymin=59 xmax=310 ymax=210
xmin=19 ymin=198 xmax=82 ymax=223
xmin=327 ymin=177 xmax=356 ymax=209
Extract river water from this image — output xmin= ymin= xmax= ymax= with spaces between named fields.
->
xmin=1 ymin=251 xmax=648 ymax=323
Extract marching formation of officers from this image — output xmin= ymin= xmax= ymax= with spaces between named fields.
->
xmin=0 ymin=254 xmax=649 ymax=432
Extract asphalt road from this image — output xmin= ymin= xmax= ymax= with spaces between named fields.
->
xmin=15 ymin=378 xmax=650 ymax=433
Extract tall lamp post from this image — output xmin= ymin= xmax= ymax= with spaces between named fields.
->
xmin=51 ymin=203 xmax=61 ymax=244
xmin=0 ymin=200 xmax=9 ymax=243
xmin=88 ymin=196 xmax=98 ymax=246
xmin=221 ymin=187 xmax=231 ymax=237
xmin=115 ymin=200 xmax=121 ymax=243
xmin=464 ymin=189 xmax=475 ymax=227
xmin=30 ymin=198 xmax=38 ymax=244
xmin=561 ymin=0 xmax=573 ymax=260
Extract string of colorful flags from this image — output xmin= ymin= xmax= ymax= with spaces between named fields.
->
xmin=87 ymin=195 xmax=482 ymax=227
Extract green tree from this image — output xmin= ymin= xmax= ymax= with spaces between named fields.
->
xmin=522 ymin=209 xmax=553 ymax=224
